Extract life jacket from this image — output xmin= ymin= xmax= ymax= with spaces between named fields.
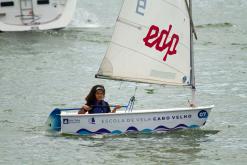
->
xmin=89 ymin=100 xmax=111 ymax=114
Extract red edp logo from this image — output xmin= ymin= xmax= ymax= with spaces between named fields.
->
xmin=143 ymin=24 xmax=180 ymax=62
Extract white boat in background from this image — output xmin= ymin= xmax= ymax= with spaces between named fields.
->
xmin=47 ymin=0 xmax=214 ymax=136
xmin=0 ymin=0 xmax=77 ymax=32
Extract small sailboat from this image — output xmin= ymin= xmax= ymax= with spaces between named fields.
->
xmin=0 ymin=0 xmax=77 ymax=32
xmin=47 ymin=0 xmax=214 ymax=135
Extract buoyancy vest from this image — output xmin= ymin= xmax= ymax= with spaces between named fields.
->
xmin=88 ymin=100 xmax=111 ymax=114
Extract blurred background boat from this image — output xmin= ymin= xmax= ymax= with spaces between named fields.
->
xmin=0 ymin=0 xmax=77 ymax=31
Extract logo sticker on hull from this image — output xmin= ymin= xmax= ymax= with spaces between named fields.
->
xmin=63 ymin=118 xmax=80 ymax=124
xmin=63 ymin=119 xmax=69 ymax=124
xmin=88 ymin=117 xmax=96 ymax=124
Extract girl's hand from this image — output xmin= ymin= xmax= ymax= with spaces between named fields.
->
xmin=83 ymin=105 xmax=92 ymax=111
xmin=78 ymin=105 xmax=92 ymax=114
xmin=112 ymin=105 xmax=121 ymax=113
xmin=115 ymin=105 xmax=122 ymax=110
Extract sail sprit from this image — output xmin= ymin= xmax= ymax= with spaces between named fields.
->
xmin=184 ymin=0 xmax=197 ymax=40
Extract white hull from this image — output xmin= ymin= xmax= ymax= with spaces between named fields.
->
xmin=54 ymin=106 xmax=213 ymax=135
xmin=0 ymin=0 xmax=77 ymax=31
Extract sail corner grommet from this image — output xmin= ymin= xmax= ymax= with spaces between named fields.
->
xmin=182 ymin=76 xmax=187 ymax=83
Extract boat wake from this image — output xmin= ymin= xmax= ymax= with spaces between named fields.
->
xmin=46 ymin=127 xmax=219 ymax=140
xmin=69 ymin=8 xmax=101 ymax=29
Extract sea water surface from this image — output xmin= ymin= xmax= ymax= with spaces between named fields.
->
xmin=0 ymin=0 xmax=247 ymax=164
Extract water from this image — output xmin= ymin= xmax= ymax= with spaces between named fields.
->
xmin=0 ymin=0 xmax=247 ymax=164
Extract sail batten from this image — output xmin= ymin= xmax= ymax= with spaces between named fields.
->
xmin=118 ymin=17 xmax=143 ymax=29
xmin=97 ymin=0 xmax=192 ymax=86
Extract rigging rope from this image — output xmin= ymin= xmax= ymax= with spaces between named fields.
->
xmin=125 ymin=85 xmax=138 ymax=112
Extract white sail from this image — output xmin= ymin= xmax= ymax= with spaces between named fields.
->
xmin=96 ymin=0 xmax=192 ymax=86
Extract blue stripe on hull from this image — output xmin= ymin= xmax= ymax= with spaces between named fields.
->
xmin=76 ymin=124 xmax=200 ymax=135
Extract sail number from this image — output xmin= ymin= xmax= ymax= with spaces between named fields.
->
xmin=136 ymin=0 xmax=147 ymax=16
xmin=198 ymin=110 xmax=208 ymax=119
xmin=143 ymin=25 xmax=180 ymax=62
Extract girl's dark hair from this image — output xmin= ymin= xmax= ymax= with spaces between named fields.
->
xmin=85 ymin=85 xmax=105 ymax=106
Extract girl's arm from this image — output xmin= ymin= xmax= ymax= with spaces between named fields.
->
xmin=111 ymin=105 xmax=121 ymax=113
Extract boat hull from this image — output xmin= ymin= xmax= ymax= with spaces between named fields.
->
xmin=57 ymin=106 xmax=213 ymax=135
xmin=0 ymin=0 xmax=77 ymax=31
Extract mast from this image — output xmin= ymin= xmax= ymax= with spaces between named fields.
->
xmin=189 ymin=0 xmax=196 ymax=105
